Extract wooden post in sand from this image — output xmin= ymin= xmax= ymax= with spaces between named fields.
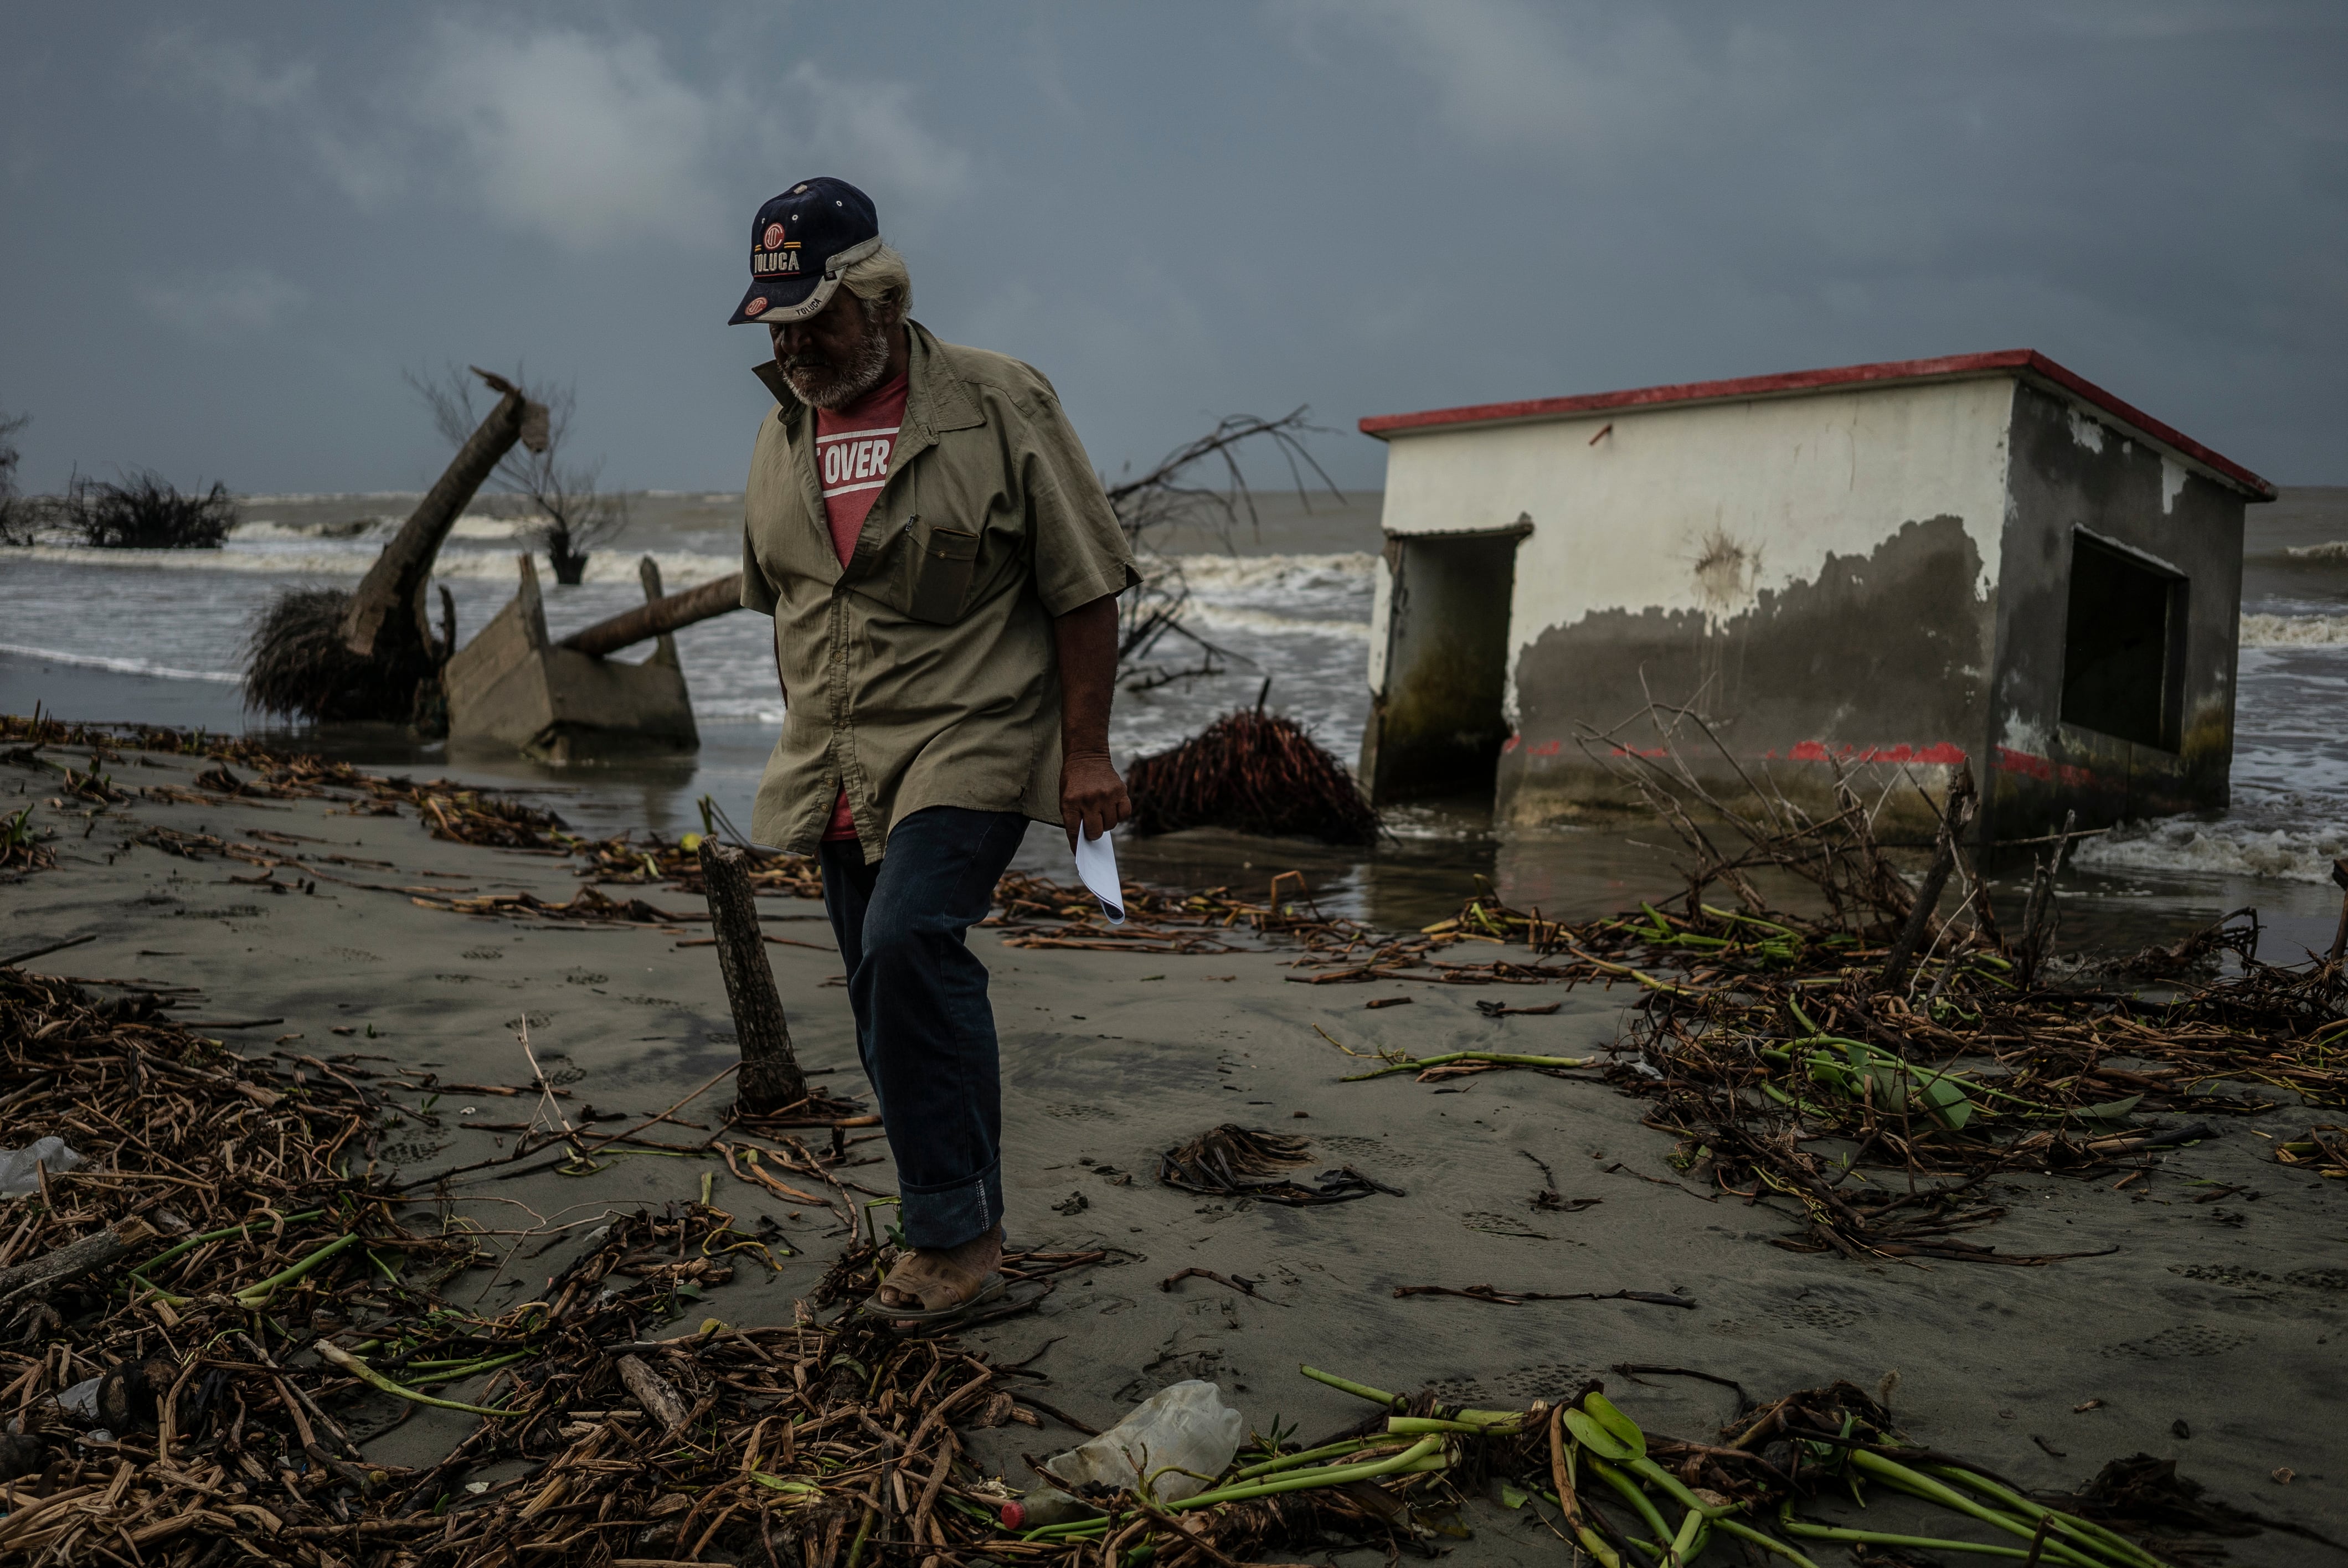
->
xmin=698 ymin=839 xmax=808 ymax=1114
xmin=340 ymin=368 xmax=549 ymax=663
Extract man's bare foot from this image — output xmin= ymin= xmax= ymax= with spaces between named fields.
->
xmin=876 ymin=1224 xmax=1003 ymax=1316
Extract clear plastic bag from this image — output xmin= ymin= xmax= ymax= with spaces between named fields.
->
xmin=0 ymin=1136 xmax=81 ymax=1198
xmin=1042 ymin=1379 xmax=1245 ymax=1504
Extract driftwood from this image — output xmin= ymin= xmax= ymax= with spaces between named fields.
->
xmin=340 ymin=368 xmax=547 ymax=664
xmin=560 ymin=571 xmax=744 ymax=658
xmin=616 ymin=1353 xmax=689 ymax=1433
xmin=698 ymin=839 xmax=807 ymax=1113
xmin=0 ymin=1215 xmax=161 ymax=1308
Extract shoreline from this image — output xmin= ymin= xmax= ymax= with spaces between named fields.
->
xmin=2 ymin=714 xmax=2340 ymax=1561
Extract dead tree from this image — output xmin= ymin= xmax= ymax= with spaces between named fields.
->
xmin=698 ymin=838 xmax=807 ymax=1114
xmin=411 ymin=365 xmax=625 ymax=584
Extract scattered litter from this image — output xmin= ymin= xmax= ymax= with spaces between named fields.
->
xmin=0 ymin=1134 xmax=81 ymax=1196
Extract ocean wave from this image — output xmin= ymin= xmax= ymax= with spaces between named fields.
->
xmin=1160 ymin=552 xmax=1377 ymax=597
xmin=2284 ymin=540 xmax=2348 ymax=564
xmin=0 ymin=642 xmax=240 ymax=684
xmin=1185 ymin=604 xmax=1371 ymax=641
xmin=2073 ymin=815 xmax=2348 ymax=884
xmin=8 ymin=542 xmax=738 ymax=589
xmin=2239 ymin=612 xmax=2348 ymax=647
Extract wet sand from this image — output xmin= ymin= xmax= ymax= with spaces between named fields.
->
xmin=2 ymin=739 xmax=2341 ymax=1561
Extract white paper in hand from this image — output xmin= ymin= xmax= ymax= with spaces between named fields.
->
xmin=1074 ymin=827 xmax=1126 ymax=926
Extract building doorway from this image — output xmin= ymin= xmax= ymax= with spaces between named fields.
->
xmin=1362 ymin=523 xmax=1528 ymax=802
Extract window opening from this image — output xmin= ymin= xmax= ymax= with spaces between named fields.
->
xmin=2059 ymin=530 xmax=2185 ymax=751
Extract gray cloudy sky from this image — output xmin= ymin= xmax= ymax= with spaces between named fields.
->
xmin=3 ymin=3 xmax=2342 ymax=495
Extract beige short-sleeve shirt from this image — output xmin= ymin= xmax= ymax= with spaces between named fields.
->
xmin=739 ymin=322 xmax=1139 ymax=859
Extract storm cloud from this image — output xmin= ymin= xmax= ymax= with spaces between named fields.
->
xmin=2 ymin=2 xmax=2340 ymax=493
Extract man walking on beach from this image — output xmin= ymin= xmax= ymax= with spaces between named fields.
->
xmin=730 ymin=178 xmax=1137 ymax=1325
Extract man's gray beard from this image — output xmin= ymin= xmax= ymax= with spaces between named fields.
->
xmin=784 ymin=305 xmax=894 ymax=410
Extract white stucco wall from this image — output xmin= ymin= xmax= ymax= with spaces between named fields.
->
xmin=1369 ymin=376 xmax=2019 ymax=720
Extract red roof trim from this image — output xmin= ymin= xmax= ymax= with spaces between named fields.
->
xmin=1358 ymin=349 xmax=2275 ymax=499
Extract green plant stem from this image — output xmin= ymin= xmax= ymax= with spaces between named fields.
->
xmin=405 ymin=1349 xmax=533 ymax=1386
xmin=1924 ymin=1466 xmax=2166 ymax=1568
xmin=1586 ymin=1457 xmax=1674 ymax=1565
xmin=1297 ymin=1365 xmax=1402 ymax=1409
xmin=1779 ymin=1512 xmax=2042 ymax=1558
xmin=1388 ymin=1414 xmax=1525 ymax=1436
xmin=1667 ymin=1507 xmax=1703 ymax=1565
xmin=1226 ymin=1438 xmax=1378 ymax=1481
xmin=1711 ymin=1517 xmax=1822 ymax=1567
xmin=843 ymin=1502 xmax=876 ymax=1568
xmin=315 ymin=1343 xmax=517 ymax=1417
xmin=1848 ymin=1453 xmax=2112 ymax=1568
xmin=234 ymin=1232 xmax=362 ymax=1306
xmin=1167 ymin=1437 xmax=1445 ymax=1510
xmin=130 ymin=1209 xmax=328 ymax=1290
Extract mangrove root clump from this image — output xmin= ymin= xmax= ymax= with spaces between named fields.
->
xmin=1126 ymin=705 xmax=1380 ymax=844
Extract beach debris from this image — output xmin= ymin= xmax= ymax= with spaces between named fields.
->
xmin=558 ymin=567 xmax=746 ymax=657
xmin=1125 ymin=702 xmax=1382 ymax=844
xmin=1476 ymin=998 xmax=1562 ymax=1017
xmin=698 ymin=834 xmax=809 ymax=1114
xmin=1037 ymin=1380 xmax=1247 ymax=1508
xmin=1156 ymin=1123 xmax=1402 ymax=1205
xmin=1314 ymin=1024 xmax=1595 ymax=1084
xmin=0 ymin=801 xmax=55 ymax=872
xmin=1390 ymin=1284 xmax=1695 ymax=1308
xmin=245 ymin=367 xmax=547 ymax=725
xmin=2275 ymin=1123 xmax=2347 ymax=1178
xmin=0 ymin=1134 xmax=80 ymax=1196
xmin=444 ymin=553 xmax=699 ymax=760
xmin=1159 ymin=1267 xmax=1270 ymax=1299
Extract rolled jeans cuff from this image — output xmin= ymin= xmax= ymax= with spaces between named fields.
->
xmin=897 ymin=1159 xmax=1003 ymax=1252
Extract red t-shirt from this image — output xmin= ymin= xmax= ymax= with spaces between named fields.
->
xmin=813 ymin=372 xmax=910 ymax=840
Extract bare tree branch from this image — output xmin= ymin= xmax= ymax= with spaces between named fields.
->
xmin=1104 ymin=407 xmax=1342 ymax=690
xmin=405 ymin=364 xmax=627 ymax=584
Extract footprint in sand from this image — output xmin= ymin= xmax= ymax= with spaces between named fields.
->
xmin=2100 ymin=1324 xmax=2249 ymax=1359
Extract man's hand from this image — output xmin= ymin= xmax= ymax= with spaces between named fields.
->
xmin=1052 ymin=593 xmax=1129 ymax=846
xmin=1061 ymin=749 xmax=1130 ymax=846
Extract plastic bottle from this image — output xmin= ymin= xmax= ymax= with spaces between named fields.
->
xmin=1039 ymin=1380 xmax=1246 ymax=1504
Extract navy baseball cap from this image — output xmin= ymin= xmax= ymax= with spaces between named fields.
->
xmin=728 ymin=177 xmax=883 ymax=326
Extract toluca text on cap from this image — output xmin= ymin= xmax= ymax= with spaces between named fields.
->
xmin=728 ymin=177 xmax=883 ymax=326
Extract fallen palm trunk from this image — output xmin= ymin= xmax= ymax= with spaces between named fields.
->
xmin=557 ymin=570 xmax=743 ymax=657
xmin=244 ymin=369 xmax=547 ymax=725
xmin=341 ymin=369 xmax=545 ymax=665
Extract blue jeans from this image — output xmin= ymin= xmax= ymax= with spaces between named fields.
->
xmin=818 ymin=806 xmax=1028 ymax=1251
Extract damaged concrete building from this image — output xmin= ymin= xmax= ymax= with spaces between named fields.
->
xmin=1355 ymin=350 xmax=2275 ymax=837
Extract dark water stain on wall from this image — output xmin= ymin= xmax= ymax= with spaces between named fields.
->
xmin=1502 ymin=514 xmax=1991 ymax=823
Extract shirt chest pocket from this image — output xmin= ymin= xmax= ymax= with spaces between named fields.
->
xmin=903 ymin=518 xmax=981 ymax=623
